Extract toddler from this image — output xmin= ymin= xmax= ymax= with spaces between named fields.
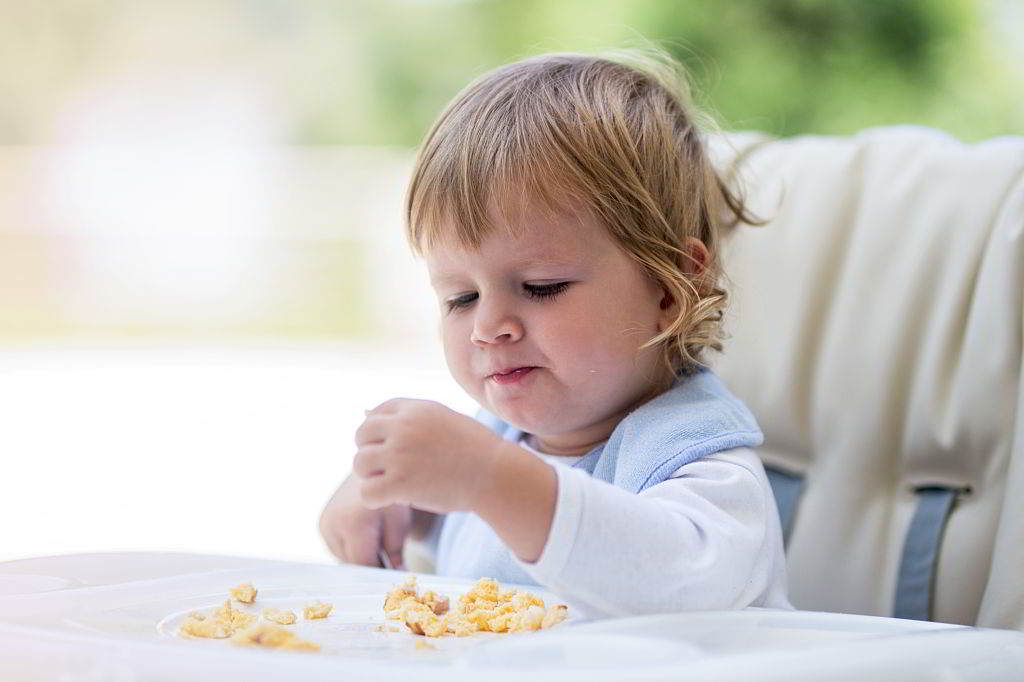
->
xmin=319 ymin=49 xmax=790 ymax=618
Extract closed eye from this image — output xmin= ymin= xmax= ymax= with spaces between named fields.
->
xmin=445 ymin=282 xmax=571 ymax=313
xmin=524 ymin=281 xmax=570 ymax=301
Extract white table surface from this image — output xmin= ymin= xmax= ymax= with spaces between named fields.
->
xmin=2 ymin=551 xmax=1022 ymax=682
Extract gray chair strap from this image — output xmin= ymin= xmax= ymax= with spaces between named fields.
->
xmin=893 ymin=486 xmax=964 ymax=621
xmin=764 ymin=466 xmax=804 ymax=549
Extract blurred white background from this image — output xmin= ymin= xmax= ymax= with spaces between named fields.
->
xmin=0 ymin=3 xmax=470 ymax=564
xmin=0 ymin=137 xmax=469 ymax=563
xmin=1 ymin=341 xmax=475 ymax=564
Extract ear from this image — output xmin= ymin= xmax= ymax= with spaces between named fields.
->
xmin=656 ymin=238 xmax=711 ymax=332
xmin=681 ymin=237 xmax=710 ymax=279
xmin=656 ymin=284 xmax=677 ymax=334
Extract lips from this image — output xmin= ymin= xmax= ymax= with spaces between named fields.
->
xmin=489 ymin=367 xmax=536 ymax=385
xmin=489 ymin=366 xmax=535 ymax=377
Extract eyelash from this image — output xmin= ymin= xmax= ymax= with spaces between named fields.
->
xmin=445 ymin=282 xmax=571 ymax=313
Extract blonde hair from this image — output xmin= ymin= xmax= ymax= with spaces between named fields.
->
xmin=406 ymin=49 xmax=761 ymax=397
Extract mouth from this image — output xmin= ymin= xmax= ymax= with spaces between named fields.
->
xmin=489 ymin=367 xmax=537 ymax=384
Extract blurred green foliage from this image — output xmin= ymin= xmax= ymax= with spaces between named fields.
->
xmin=297 ymin=0 xmax=1019 ymax=146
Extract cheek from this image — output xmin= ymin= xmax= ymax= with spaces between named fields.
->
xmin=556 ymin=298 xmax=658 ymax=367
xmin=567 ymin=295 xmax=647 ymax=344
xmin=541 ymin=307 xmax=618 ymax=368
xmin=440 ymin=320 xmax=474 ymax=379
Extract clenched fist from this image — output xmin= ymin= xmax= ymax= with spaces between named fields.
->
xmin=353 ymin=398 xmax=506 ymax=513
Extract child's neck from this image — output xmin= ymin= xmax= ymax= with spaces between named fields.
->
xmin=525 ymin=432 xmax=600 ymax=457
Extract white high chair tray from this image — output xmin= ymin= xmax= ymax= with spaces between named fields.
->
xmin=0 ymin=552 xmax=1021 ymax=681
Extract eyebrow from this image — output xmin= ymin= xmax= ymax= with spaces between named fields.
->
xmin=429 ymin=255 xmax=581 ymax=286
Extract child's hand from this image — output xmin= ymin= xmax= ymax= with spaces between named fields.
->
xmin=354 ymin=398 xmax=506 ymax=514
xmin=318 ymin=473 xmax=410 ymax=569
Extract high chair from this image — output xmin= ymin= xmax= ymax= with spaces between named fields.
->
xmin=709 ymin=125 xmax=1024 ymax=629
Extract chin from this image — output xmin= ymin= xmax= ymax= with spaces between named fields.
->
xmin=492 ymin=406 xmax=562 ymax=436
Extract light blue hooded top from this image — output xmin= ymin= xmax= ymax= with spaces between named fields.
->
xmin=435 ymin=368 xmax=764 ymax=585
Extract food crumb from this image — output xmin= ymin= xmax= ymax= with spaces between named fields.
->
xmin=180 ymin=616 xmax=230 ymax=639
xmin=230 ymin=583 xmax=257 ymax=604
xmin=262 ymin=608 xmax=297 ymax=625
xmin=383 ymin=576 xmax=569 ymax=638
xmin=178 ymin=600 xmax=256 ymax=639
xmin=541 ymin=604 xmax=568 ymax=629
xmin=231 ymin=624 xmax=320 ymax=652
xmin=178 ymin=586 xmax=325 ymax=651
xmin=303 ymin=601 xmax=333 ymax=620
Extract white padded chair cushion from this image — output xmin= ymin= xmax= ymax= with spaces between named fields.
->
xmin=709 ymin=127 xmax=1024 ymax=628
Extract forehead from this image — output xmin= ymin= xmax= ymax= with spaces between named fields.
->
xmin=425 ymin=203 xmax=615 ymax=282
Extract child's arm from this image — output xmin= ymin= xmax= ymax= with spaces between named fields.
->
xmin=468 ymin=441 xmax=557 ymax=563
xmin=518 ymin=449 xmax=789 ymax=617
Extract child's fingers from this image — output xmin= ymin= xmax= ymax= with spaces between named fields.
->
xmin=381 ymin=506 xmax=409 ymax=571
xmin=318 ymin=496 xmax=348 ymax=562
xmin=384 ymin=550 xmax=403 ymax=571
xmin=352 ymin=444 xmax=387 ymax=478
xmin=322 ymin=529 xmax=346 ymax=563
xmin=360 ymin=474 xmax=396 ymax=510
xmin=342 ymin=523 xmax=382 ymax=566
xmin=365 ymin=398 xmax=405 ymax=415
xmin=354 ymin=415 xmax=390 ymax=447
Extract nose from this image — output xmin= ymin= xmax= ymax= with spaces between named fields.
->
xmin=470 ymin=298 xmax=524 ymax=347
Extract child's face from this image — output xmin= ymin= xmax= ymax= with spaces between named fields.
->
xmin=425 ymin=203 xmax=675 ymax=456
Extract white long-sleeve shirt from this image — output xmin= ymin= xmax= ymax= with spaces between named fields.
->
xmin=424 ymin=439 xmax=792 ymax=619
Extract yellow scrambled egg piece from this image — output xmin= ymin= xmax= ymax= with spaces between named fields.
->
xmin=383 ymin=575 xmax=568 ymax=638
